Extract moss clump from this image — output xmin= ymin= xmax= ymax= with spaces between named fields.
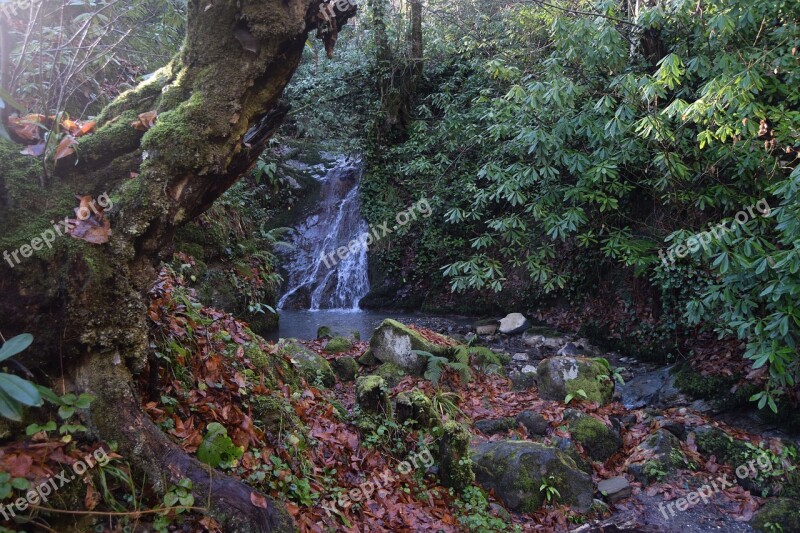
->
xmin=395 ymin=389 xmax=439 ymax=429
xmin=374 ymin=362 xmax=407 ymax=388
xmin=536 ymin=356 xmax=614 ymax=405
xmin=569 ymin=416 xmax=621 ymax=462
xmin=250 ymin=393 xmax=302 ymax=435
xmin=355 ymin=375 xmax=392 ymax=416
xmin=750 ymin=498 xmax=800 ymax=532
xmin=439 ymin=421 xmax=475 ymax=490
xmin=469 ymin=346 xmax=509 ymax=366
xmin=323 ymin=336 xmax=353 ymax=353
xmin=331 ymin=356 xmax=359 ymax=382
xmin=316 ymin=326 xmax=333 ymax=339
xmin=358 ymin=349 xmax=377 ymax=366
xmin=276 ymin=338 xmax=334 ymax=388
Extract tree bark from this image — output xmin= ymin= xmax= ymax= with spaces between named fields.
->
xmin=0 ymin=0 xmax=355 ymax=530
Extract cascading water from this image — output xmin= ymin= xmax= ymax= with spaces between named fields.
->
xmin=277 ymin=156 xmax=370 ymax=311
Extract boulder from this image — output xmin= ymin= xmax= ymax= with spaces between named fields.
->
xmin=568 ymin=415 xmax=621 ymax=462
xmin=516 ymin=410 xmax=548 ymax=437
xmin=316 ymin=325 xmax=333 ymax=339
xmin=331 ymin=356 xmax=359 ymax=382
xmin=323 ymin=336 xmax=353 ymax=353
xmin=474 ymin=319 xmax=499 ymax=335
xmin=277 ymin=338 xmax=335 ymax=388
xmin=357 ymin=349 xmax=377 ymax=366
xmin=369 ymin=319 xmax=452 ymax=375
xmin=536 ymin=356 xmax=614 ymax=405
xmin=597 ymin=477 xmax=631 ymax=504
xmin=626 ymin=429 xmax=688 ymax=484
xmin=510 ymin=368 xmax=537 ymax=390
xmin=498 ymin=313 xmax=529 ymax=335
xmin=471 ymin=441 xmax=594 ymax=513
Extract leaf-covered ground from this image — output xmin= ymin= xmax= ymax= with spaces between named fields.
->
xmin=1 ymin=264 xmax=793 ymax=532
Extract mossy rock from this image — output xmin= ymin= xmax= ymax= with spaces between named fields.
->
xmin=694 ymin=426 xmax=800 ymax=498
xmin=569 ymin=416 xmax=621 ymax=462
xmin=627 ymin=429 xmax=688 ymax=484
xmin=331 ymin=356 xmax=359 ymax=382
xmin=369 ymin=319 xmax=454 ymax=375
xmin=355 ymin=375 xmax=391 ymax=416
xmin=374 ymin=362 xmax=407 ymax=388
xmin=316 ymin=326 xmax=333 ymax=339
xmin=395 ymin=389 xmax=439 ymax=429
xmin=536 ymin=356 xmax=614 ymax=405
xmin=750 ymin=498 xmax=800 ymax=532
xmin=323 ymin=336 xmax=353 ymax=354
xmin=471 ymin=440 xmax=593 ymax=513
xmin=439 ymin=421 xmax=475 ymax=491
xmin=251 ymin=393 xmax=303 ymax=435
xmin=276 ymin=338 xmax=335 ymax=388
xmin=358 ymin=349 xmax=377 ymax=366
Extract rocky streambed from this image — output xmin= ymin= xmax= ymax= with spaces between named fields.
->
xmin=295 ymin=313 xmax=800 ymax=532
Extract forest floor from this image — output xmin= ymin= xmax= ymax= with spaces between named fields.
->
xmin=1 ymin=270 xmax=797 ymax=532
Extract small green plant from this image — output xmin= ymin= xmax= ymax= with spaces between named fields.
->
xmin=413 ymin=349 xmax=471 ymax=387
xmin=197 ymin=422 xmax=244 ymax=468
xmin=453 ymin=486 xmax=518 ymax=532
xmin=153 ymin=478 xmax=195 ymax=532
xmin=0 ymin=472 xmax=29 ymax=500
xmin=564 ymin=389 xmax=588 ymax=404
xmin=642 ymin=461 xmax=668 ymax=482
xmin=539 ymin=475 xmax=561 ymax=504
xmin=0 ymin=333 xmax=43 ymax=421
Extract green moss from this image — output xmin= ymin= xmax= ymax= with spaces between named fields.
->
xmin=439 ymin=421 xmax=474 ymax=490
xmin=569 ymin=416 xmax=621 ymax=462
xmin=751 ymin=498 xmax=800 ymax=532
xmin=374 ymin=362 xmax=407 ymax=388
xmin=355 ymin=375 xmax=391 ymax=416
xmin=316 ymin=326 xmax=333 ymax=339
xmin=395 ymin=389 xmax=439 ymax=428
xmin=331 ymin=356 xmax=359 ymax=382
xmin=358 ymin=349 xmax=377 ymax=366
xmin=277 ymin=338 xmax=334 ymax=388
xmin=323 ymin=336 xmax=353 ymax=353
xmin=250 ymin=393 xmax=302 ymax=435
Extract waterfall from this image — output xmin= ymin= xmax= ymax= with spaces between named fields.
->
xmin=277 ymin=156 xmax=370 ymax=311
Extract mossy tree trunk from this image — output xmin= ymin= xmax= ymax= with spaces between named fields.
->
xmin=0 ymin=1 xmax=354 ymax=530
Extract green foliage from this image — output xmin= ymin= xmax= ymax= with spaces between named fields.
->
xmin=539 ymin=474 xmax=562 ymax=504
xmin=360 ymin=0 xmax=800 ymax=408
xmin=453 ymin=486 xmax=519 ymax=532
xmin=413 ymin=348 xmax=472 ymax=387
xmin=0 ymin=333 xmax=43 ymax=421
xmin=196 ymin=422 xmax=244 ymax=469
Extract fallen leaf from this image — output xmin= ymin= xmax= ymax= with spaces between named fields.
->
xmin=68 ymin=217 xmax=112 ymax=244
xmin=84 ymin=483 xmax=100 ymax=510
xmin=250 ymin=491 xmax=268 ymax=509
xmin=131 ymin=111 xmax=158 ymax=131
xmin=55 ymin=135 xmax=78 ymax=160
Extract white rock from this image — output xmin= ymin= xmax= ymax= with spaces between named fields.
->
xmin=499 ymin=313 xmax=529 ymax=335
